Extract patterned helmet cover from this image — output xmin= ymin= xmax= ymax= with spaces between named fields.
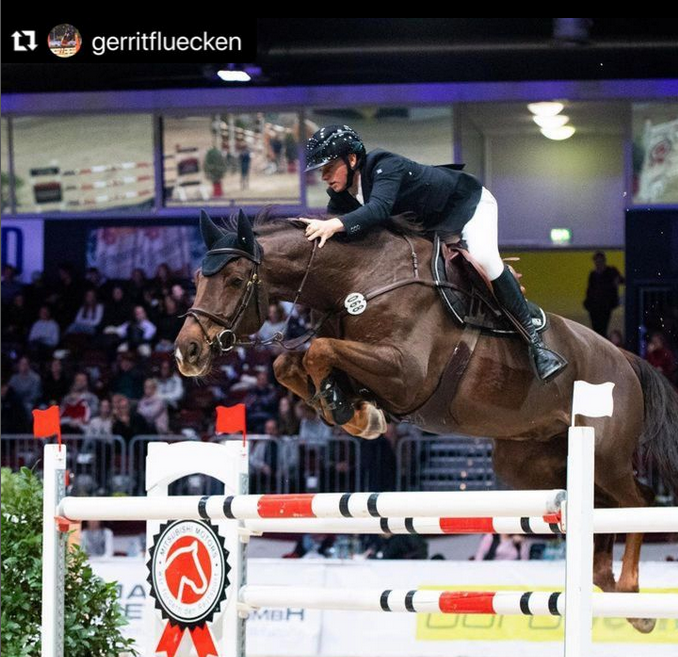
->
xmin=304 ymin=124 xmax=365 ymax=172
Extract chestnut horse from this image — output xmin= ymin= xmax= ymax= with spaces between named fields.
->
xmin=176 ymin=209 xmax=678 ymax=632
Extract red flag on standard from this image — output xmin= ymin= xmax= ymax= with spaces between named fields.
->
xmin=32 ymin=405 xmax=62 ymax=447
xmin=216 ymin=404 xmax=246 ymax=443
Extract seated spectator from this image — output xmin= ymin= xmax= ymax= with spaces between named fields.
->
xmin=137 ymin=378 xmax=169 ymax=434
xmin=141 ymin=287 xmax=161 ymax=324
xmin=277 ymin=395 xmax=300 ymax=435
xmin=1 ymin=382 xmax=30 ymax=433
xmin=48 ymin=264 xmax=83 ymax=329
xmin=157 ymin=359 xmax=184 ymax=409
xmin=154 ymin=296 xmax=184 ymax=353
xmin=646 ymin=331 xmax=676 ymax=380
xmin=367 ymin=534 xmax=429 ymax=560
xmin=244 ymin=370 xmax=279 ymax=433
xmin=250 ymin=418 xmax=280 ymax=493
xmin=101 ymin=285 xmax=133 ymax=329
xmin=110 ymin=353 xmax=145 ymax=400
xmin=83 ymin=266 xmax=105 ymax=293
xmin=41 ymin=357 xmax=71 ymax=406
xmin=296 ymin=401 xmax=331 ymax=445
xmin=80 ymin=520 xmax=114 ymax=558
xmin=66 ymin=289 xmax=104 ymax=335
xmin=60 ymin=372 xmax=100 ymax=433
xmin=128 ymin=268 xmax=148 ymax=305
xmin=28 ymin=305 xmax=60 ymax=357
xmin=170 ymin=283 xmax=189 ymax=314
xmin=473 ymin=533 xmax=529 ymax=560
xmin=257 ymin=302 xmax=288 ymax=342
xmin=8 ymin=356 xmax=42 ymax=417
xmin=152 ymin=263 xmax=175 ymax=301
xmin=284 ymin=306 xmax=312 ymax=341
xmin=86 ymin=397 xmax=113 ymax=436
xmin=23 ymin=271 xmax=49 ymax=319
xmin=111 ymin=393 xmax=152 ymax=442
xmin=108 ymin=306 xmax=156 ymax=356
xmin=1 ymin=264 xmax=23 ymax=307
xmin=3 ymin=293 xmax=30 ymax=343
xmin=227 ymin=361 xmax=258 ymax=394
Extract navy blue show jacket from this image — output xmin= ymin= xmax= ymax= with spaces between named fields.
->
xmin=326 ymin=148 xmax=483 ymax=239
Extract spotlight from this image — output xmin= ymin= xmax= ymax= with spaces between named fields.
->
xmin=527 ymin=102 xmax=565 ymax=117
xmin=533 ymin=115 xmax=570 ymax=129
xmin=540 ymin=126 xmax=576 ymax=140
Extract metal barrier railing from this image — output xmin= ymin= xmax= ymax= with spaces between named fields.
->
xmin=1 ymin=434 xmax=127 ymax=496
xmin=396 ymin=434 xmax=496 ymax=492
xmin=3 ymin=432 xmax=498 ymax=496
xmin=129 ymin=434 xmax=362 ymax=495
xmin=253 ymin=434 xmax=362 ymax=494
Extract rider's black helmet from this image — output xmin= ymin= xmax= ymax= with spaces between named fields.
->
xmin=304 ymin=124 xmax=366 ymax=172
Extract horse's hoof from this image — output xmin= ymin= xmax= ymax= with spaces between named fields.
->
xmin=628 ymin=617 xmax=656 ymax=634
xmin=353 ymin=402 xmax=387 ymax=439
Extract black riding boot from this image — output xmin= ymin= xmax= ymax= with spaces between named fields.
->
xmin=492 ymin=266 xmax=568 ymax=382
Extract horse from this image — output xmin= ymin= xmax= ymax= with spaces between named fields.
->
xmin=175 ymin=208 xmax=678 ymax=633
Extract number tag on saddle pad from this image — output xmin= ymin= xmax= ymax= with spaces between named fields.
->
xmin=344 ymin=292 xmax=367 ymax=315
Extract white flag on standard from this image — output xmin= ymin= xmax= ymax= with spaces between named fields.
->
xmin=571 ymin=380 xmax=615 ymax=422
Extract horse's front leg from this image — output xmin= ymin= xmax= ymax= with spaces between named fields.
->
xmin=302 ymin=337 xmax=416 ymax=438
xmin=272 ymin=349 xmax=386 ymax=439
xmin=273 ymin=351 xmax=314 ymax=400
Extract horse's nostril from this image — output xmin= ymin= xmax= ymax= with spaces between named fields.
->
xmin=188 ymin=341 xmax=199 ymax=361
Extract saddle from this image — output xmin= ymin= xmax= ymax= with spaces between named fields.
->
xmin=431 ymin=234 xmax=548 ymax=336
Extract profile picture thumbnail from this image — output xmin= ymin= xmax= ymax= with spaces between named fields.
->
xmin=48 ymin=24 xmax=82 ymax=58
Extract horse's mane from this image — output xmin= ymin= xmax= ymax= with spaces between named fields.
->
xmin=217 ymin=206 xmax=426 ymax=239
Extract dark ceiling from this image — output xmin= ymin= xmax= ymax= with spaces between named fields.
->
xmin=3 ymin=18 xmax=678 ymax=93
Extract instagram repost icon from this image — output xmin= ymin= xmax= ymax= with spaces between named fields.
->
xmin=48 ymin=24 xmax=82 ymax=58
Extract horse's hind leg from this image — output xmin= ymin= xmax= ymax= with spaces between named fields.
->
xmin=491 ymin=437 xmax=618 ymax=602
xmin=598 ymin=473 xmax=657 ymax=633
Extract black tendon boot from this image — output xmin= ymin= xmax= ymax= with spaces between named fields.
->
xmin=492 ymin=267 xmax=568 ymax=382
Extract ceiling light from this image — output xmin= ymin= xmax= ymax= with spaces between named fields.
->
xmin=218 ymin=69 xmax=251 ymax=82
xmin=540 ymin=126 xmax=576 ymax=140
xmin=533 ymin=114 xmax=570 ymax=129
xmin=527 ymin=102 xmax=565 ymax=117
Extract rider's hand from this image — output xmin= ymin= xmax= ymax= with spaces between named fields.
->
xmin=297 ymin=217 xmax=345 ymax=248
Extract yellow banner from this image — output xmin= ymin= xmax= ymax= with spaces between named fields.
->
xmin=415 ymin=585 xmax=678 ymax=644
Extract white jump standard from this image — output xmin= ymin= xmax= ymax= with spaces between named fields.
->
xmin=41 ymin=423 xmax=678 ymax=657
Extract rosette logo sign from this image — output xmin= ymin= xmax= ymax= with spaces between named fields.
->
xmin=148 ymin=520 xmax=230 ymax=657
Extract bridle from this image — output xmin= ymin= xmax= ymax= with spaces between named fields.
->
xmin=181 ymin=240 xmax=322 ymax=354
xmin=180 ymin=245 xmax=267 ymax=354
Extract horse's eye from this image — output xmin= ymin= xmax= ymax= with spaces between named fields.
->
xmin=232 ymin=278 xmax=244 ymax=288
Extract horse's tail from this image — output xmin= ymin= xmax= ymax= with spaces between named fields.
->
xmin=622 ymin=349 xmax=678 ymax=496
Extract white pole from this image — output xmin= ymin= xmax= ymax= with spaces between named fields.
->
xmin=564 ymin=426 xmax=595 ymax=657
xmin=592 ymin=506 xmax=678 ymax=533
xmin=41 ymin=444 xmax=67 ymax=657
xmin=238 ymin=586 xmax=678 ymax=618
xmin=244 ymin=516 xmax=562 ymax=535
xmin=58 ymin=488 xmax=566 ymax=521
xmin=225 ymin=440 xmax=249 ymax=657
xmin=245 ymin=507 xmax=678 ymax=535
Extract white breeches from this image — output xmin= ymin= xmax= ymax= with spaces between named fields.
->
xmin=460 ymin=186 xmax=505 ymax=281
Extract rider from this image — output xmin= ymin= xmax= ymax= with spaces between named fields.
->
xmin=300 ymin=124 xmax=567 ymax=383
